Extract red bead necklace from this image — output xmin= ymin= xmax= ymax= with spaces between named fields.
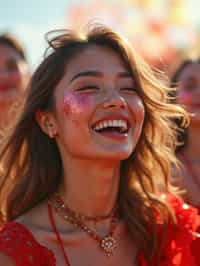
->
xmin=52 ymin=192 xmax=117 ymax=222
xmin=48 ymin=193 xmax=118 ymax=259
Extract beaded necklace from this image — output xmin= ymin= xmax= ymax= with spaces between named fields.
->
xmin=48 ymin=193 xmax=118 ymax=262
xmin=52 ymin=192 xmax=116 ymax=222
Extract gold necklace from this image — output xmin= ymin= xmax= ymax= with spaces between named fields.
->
xmin=49 ymin=193 xmax=118 ymax=256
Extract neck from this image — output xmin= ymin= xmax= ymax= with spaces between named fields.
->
xmin=185 ymin=123 xmax=200 ymax=158
xmin=58 ymin=158 xmax=121 ymax=218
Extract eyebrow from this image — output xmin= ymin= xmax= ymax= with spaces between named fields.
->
xmin=69 ymin=70 xmax=133 ymax=84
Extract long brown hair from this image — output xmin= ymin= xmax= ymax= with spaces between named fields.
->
xmin=0 ymin=24 xmax=189 ymax=264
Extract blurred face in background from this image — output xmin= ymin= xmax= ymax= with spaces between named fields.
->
xmin=177 ymin=62 xmax=200 ymax=123
xmin=0 ymin=44 xmax=29 ymax=107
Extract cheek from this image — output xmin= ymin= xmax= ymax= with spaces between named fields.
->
xmin=63 ymin=92 xmax=94 ymax=115
xmin=8 ymin=71 xmax=22 ymax=85
xmin=128 ymin=97 xmax=145 ymax=121
xmin=178 ymin=91 xmax=192 ymax=106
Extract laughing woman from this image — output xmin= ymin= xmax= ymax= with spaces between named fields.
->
xmin=0 ymin=24 xmax=199 ymax=266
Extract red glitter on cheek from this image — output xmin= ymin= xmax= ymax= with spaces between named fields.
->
xmin=63 ymin=92 xmax=93 ymax=115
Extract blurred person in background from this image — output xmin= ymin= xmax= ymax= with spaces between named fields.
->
xmin=171 ymin=58 xmax=200 ymax=266
xmin=0 ymin=33 xmax=29 ymax=132
xmin=171 ymin=58 xmax=200 ymax=208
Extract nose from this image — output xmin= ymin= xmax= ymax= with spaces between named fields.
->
xmin=103 ymin=90 xmax=127 ymax=109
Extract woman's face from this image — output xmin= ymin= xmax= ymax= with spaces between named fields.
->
xmin=177 ymin=62 xmax=200 ymax=122
xmin=0 ymin=44 xmax=29 ymax=105
xmin=51 ymin=45 xmax=145 ymax=161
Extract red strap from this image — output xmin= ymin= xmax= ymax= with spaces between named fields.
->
xmin=48 ymin=202 xmax=71 ymax=266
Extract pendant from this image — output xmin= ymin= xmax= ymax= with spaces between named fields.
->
xmin=100 ymin=236 xmax=117 ymax=256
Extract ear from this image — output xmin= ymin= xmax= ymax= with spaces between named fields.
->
xmin=35 ymin=110 xmax=58 ymax=138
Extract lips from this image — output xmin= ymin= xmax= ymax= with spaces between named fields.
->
xmin=0 ymin=84 xmax=14 ymax=92
xmin=0 ymin=84 xmax=9 ymax=91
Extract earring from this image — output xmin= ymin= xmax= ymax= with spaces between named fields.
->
xmin=46 ymin=122 xmax=57 ymax=138
xmin=49 ymin=130 xmax=57 ymax=138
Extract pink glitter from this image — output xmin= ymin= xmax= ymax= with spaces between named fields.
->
xmin=63 ymin=92 xmax=92 ymax=115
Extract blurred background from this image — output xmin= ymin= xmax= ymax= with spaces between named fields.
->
xmin=1 ymin=0 xmax=199 ymax=74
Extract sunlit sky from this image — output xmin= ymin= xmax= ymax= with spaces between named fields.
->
xmin=0 ymin=0 xmax=73 ymax=69
xmin=1 ymin=0 xmax=199 ymax=71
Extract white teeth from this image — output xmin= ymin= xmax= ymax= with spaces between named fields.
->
xmin=108 ymin=120 xmax=112 ymax=127
xmin=95 ymin=125 xmax=100 ymax=130
xmin=113 ymin=120 xmax=118 ymax=127
xmin=103 ymin=121 xmax=108 ymax=128
xmin=93 ymin=119 xmax=128 ymax=132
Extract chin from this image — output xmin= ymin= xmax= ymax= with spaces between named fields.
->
xmin=100 ymin=149 xmax=133 ymax=161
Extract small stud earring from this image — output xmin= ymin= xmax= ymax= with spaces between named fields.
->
xmin=46 ymin=123 xmax=57 ymax=138
xmin=49 ymin=129 xmax=57 ymax=138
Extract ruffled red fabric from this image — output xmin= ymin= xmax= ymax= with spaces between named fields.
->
xmin=139 ymin=194 xmax=200 ymax=266
xmin=0 ymin=195 xmax=199 ymax=266
xmin=0 ymin=222 xmax=55 ymax=266
xmin=191 ymin=206 xmax=200 ymax=266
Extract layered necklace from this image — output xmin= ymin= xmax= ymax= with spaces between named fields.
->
xmin=48 ymin=193 xmax=118 ymax=258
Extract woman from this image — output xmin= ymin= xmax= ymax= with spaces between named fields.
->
xmin=0 ymin=33 xmax=29 ymax=131
xmin=0 ymin=25 xmax=198 ymax=266
xmin=171 ymin=58 xmax=200 ymax=266
xmin=171 ymin=58 xmax=200 ymax=207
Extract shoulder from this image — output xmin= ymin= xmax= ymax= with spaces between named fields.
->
xmin=0 ymin=222 xmax=46 ymax=266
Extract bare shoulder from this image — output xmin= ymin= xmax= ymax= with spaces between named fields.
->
xmin=0 ymin=253 xmax=15 ymax=266
xmin=16 ymin=199 xmax=49 ymax=230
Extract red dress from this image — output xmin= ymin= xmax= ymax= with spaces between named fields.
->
xmin=190 ymin=206 xmax=200 ymax=266
xmin=0 ymin=195 xmax=199 ymax=266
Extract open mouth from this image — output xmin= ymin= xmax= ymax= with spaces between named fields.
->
xmin=92 ymin=119 xmax=130 ymax=136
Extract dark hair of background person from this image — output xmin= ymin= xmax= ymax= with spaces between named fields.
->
xmin=0 ymin=33 xmax=27 ymax=61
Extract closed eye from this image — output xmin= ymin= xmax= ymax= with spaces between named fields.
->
xmin=120 ymin=87 xmax=137 ymax=93
xmin=76 ymin=85 xmax=100 ymax=91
